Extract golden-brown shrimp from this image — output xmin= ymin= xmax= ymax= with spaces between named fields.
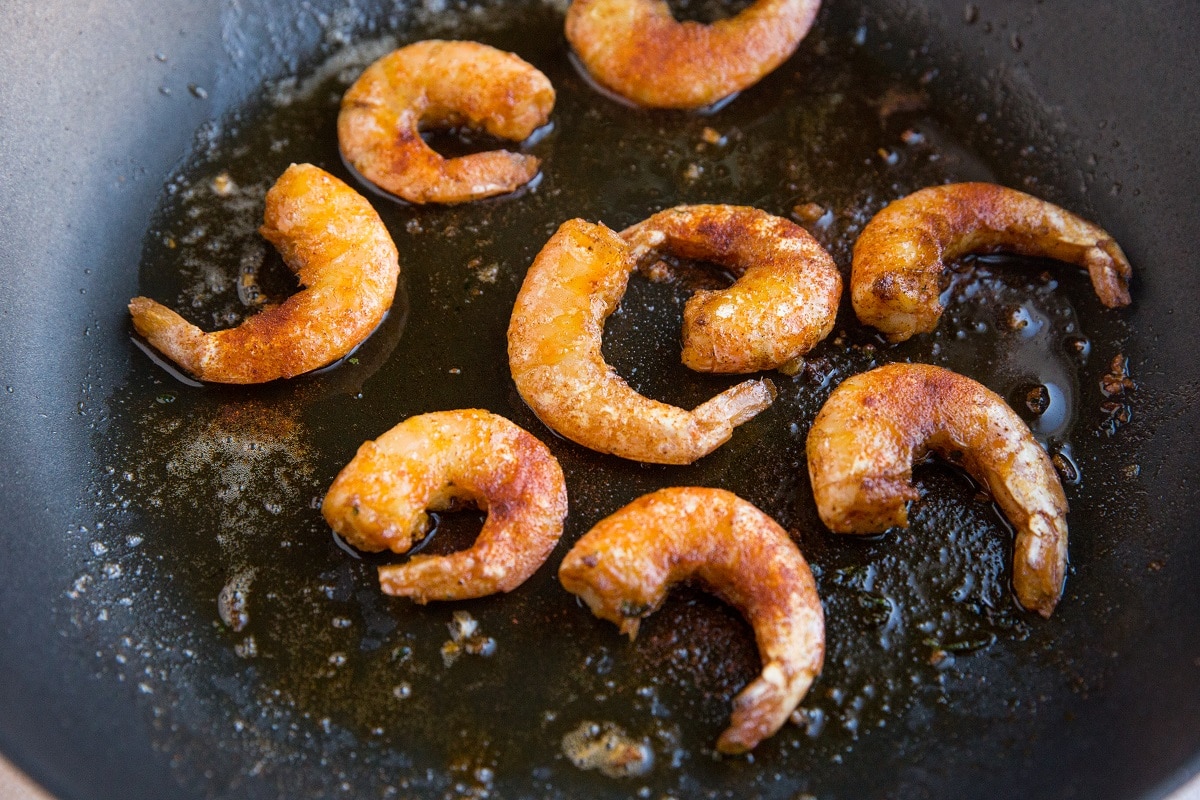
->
xmin=507 ymin=219 xmax=776 ymax=465
xmin=565 ymin=0 xmax=820 ymax=109
xmin=621 ymin=204 xmax=841 ymax=373
xmin=851 ymin=182 xmax=1132 ymax=342
xmin=322 ymin=409 xmax=567 ymax=603
xmin=559 ymin=487 xmax=825 ymax=754
xmin=806 ymin=363 xmax=1068 ymax=617
xmin=129 ymin=163 xmax=400 ymax=384
xmin=338 ymin=40 xmax=555 ymax=204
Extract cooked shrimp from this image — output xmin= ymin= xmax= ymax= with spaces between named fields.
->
xmin=565 ymin=0 xmax=820 ymax=109
xmin=806 ymin=363 xmax=1069 ymax=617
xmin=338 ymin=40 xmax=555 ymax=204
xmin=507 ymin=219 xmax=776 ymax=465
xmin=322 ymin=409 xmax=568 ymax=603
xmin=559 ymin=487 xmax=825 ymax=754
xmin=129 ymin=163 xmax=399 ymax=384
xmin=622 ymin=204 xmax=841 ymax=374
xmin=851 ymin=182 xmax=1133 ymax=342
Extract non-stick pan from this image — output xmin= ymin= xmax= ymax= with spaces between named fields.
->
xmin=2 ymin=0 xmax=1198 ymax=798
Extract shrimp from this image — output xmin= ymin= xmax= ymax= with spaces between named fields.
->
xmin=129 ymin=163 xmax=400 ymax=384
xmin=507 ymin=219 xmax=776 ymax=465
xmin=322 ymin=409 xmax=568 ymax=603
xmin=851 ymin=182 xmax=1133 ymax=342
xmin=805 ymin=363 xmax=1069 ymax=617
xmin=338 ymin=40 xmax=555 ymax=204
xmin=559 ymin=487 xmax=825 ymax=754
xmin=565 ymin=0 xmax=820 ymax=109
xmin=621 ymin=204 xmax=841 ymax=374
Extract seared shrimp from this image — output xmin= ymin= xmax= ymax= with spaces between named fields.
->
xmin=622 ymin=204 xmax=841 ymax=373
xmin=338 ymin=40 xmax=555 ymax=204
xmin=507 ymin=219 xmax=776 ymax=465
xmin=806 ymin=363 xmax=1068 ymax=616
xmin=852 ymin=182 xmax=1132 ymax=341
xmin=129 ymin=163 xmax=400 ymax=384
xmin=322 ymin=410 xmax=568 ymax=603
xmin=566 ymin=0 xmax=820 ymax=109
xmin=559 ymin=487 xmax=825 ymax=754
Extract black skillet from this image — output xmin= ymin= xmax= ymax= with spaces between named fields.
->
xmin=2 ymin=0 xmax=1198 ymax=798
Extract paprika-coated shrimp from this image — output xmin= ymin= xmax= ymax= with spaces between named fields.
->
xmin=559 ymin=487 xmax=825 ymax=754
xmin=806 ymin=363 xmax=1069 ymax=617
xmin=852 ymin=182 xmax=1132 ymax=342
xmin=338 ymin=40 xmax=555 ymax=204
xmin=507 ymin=219 xmax=776 ymax=465
xmin=622 ymin=204 xmax=841 ymax=374
xmin=129 ymin=163 xmax=400 ymax=384
xmin=565 ymin=0 xmax=820 ymax=109
xmin=322 ymin=410 xmax=568 ymax=603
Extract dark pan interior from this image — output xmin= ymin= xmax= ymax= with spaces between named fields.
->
xmin=1 ymin=1 xmax=1198 ymax=799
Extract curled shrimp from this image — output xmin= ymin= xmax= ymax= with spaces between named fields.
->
xmin=806 ymin=363 xmax=1069 ymax=617
xmin=322 ymin=409 xmax=568 ymax=603
xmin=851 ymin=182 xmax=1133 ymax=342
xmin=622 ymin=204 xmax=841 ymax=374
xmin=129 ymin=163 xmax=400 ymax=384
xmin=565 ymin=0 xmax=820 ymax=109
xmin=559 ymin=487 xmax=825 ymax=754
xmin=338 ymin=40 xmax=555 ymax=204
xmin=507 ymin=219 xmax=776 ymax=465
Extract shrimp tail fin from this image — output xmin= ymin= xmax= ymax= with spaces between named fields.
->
xmin=618 ymin=618 xmax=641 ymax=640
xmin=1012 ymin=511 xmax=1068 ymax=617
xmin=692 ymin=377 xmax=776 ymax=428
xmin=1086 ymin=238 xmax=1133 ymax=308
xmin=128 ymin=296 xmax=208 ymax=378
xmin=717 ymin=665 xmax=813 ymax=755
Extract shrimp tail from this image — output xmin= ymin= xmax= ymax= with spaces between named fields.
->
xmin=379 ymin=550 xmax=509 ymax=604
xmin=128 ymin=296 xmax=209 ymax=377
xmin=718 ymin=660 xmax=816 ymax=754
xmin=692 ymin=377 xmax=776 ymax=428
xmin=1013 ymin=511 xmax=1068 ymax=618
xmin=1087 ymin=237 xmax=1133 ymax=307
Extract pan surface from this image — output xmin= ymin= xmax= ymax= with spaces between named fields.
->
xmin=1 ymin=1 xmax=1198 ymax=798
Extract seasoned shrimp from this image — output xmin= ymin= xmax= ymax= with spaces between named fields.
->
xmin=507 ymin=219 xmax=776 ymax=465
xmin=338 ymin=40 xmax=555 ymax=204
xmin=129 ymin=163 xmax=400 ymax=384
xmin=565 ymin=0 xmax=820 ymax=109
xmin=852 ymin=182 xmax=1132 ymax=342
xmin=559 ymin=487 xmax=825 ymax=754
xmin=622 ymin=204 xmax=841 ymax=374
xmin=806 ymin=363 xmax=1069 ymax=616
xmin=322 ymin=410 xmax=567 ymax=603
